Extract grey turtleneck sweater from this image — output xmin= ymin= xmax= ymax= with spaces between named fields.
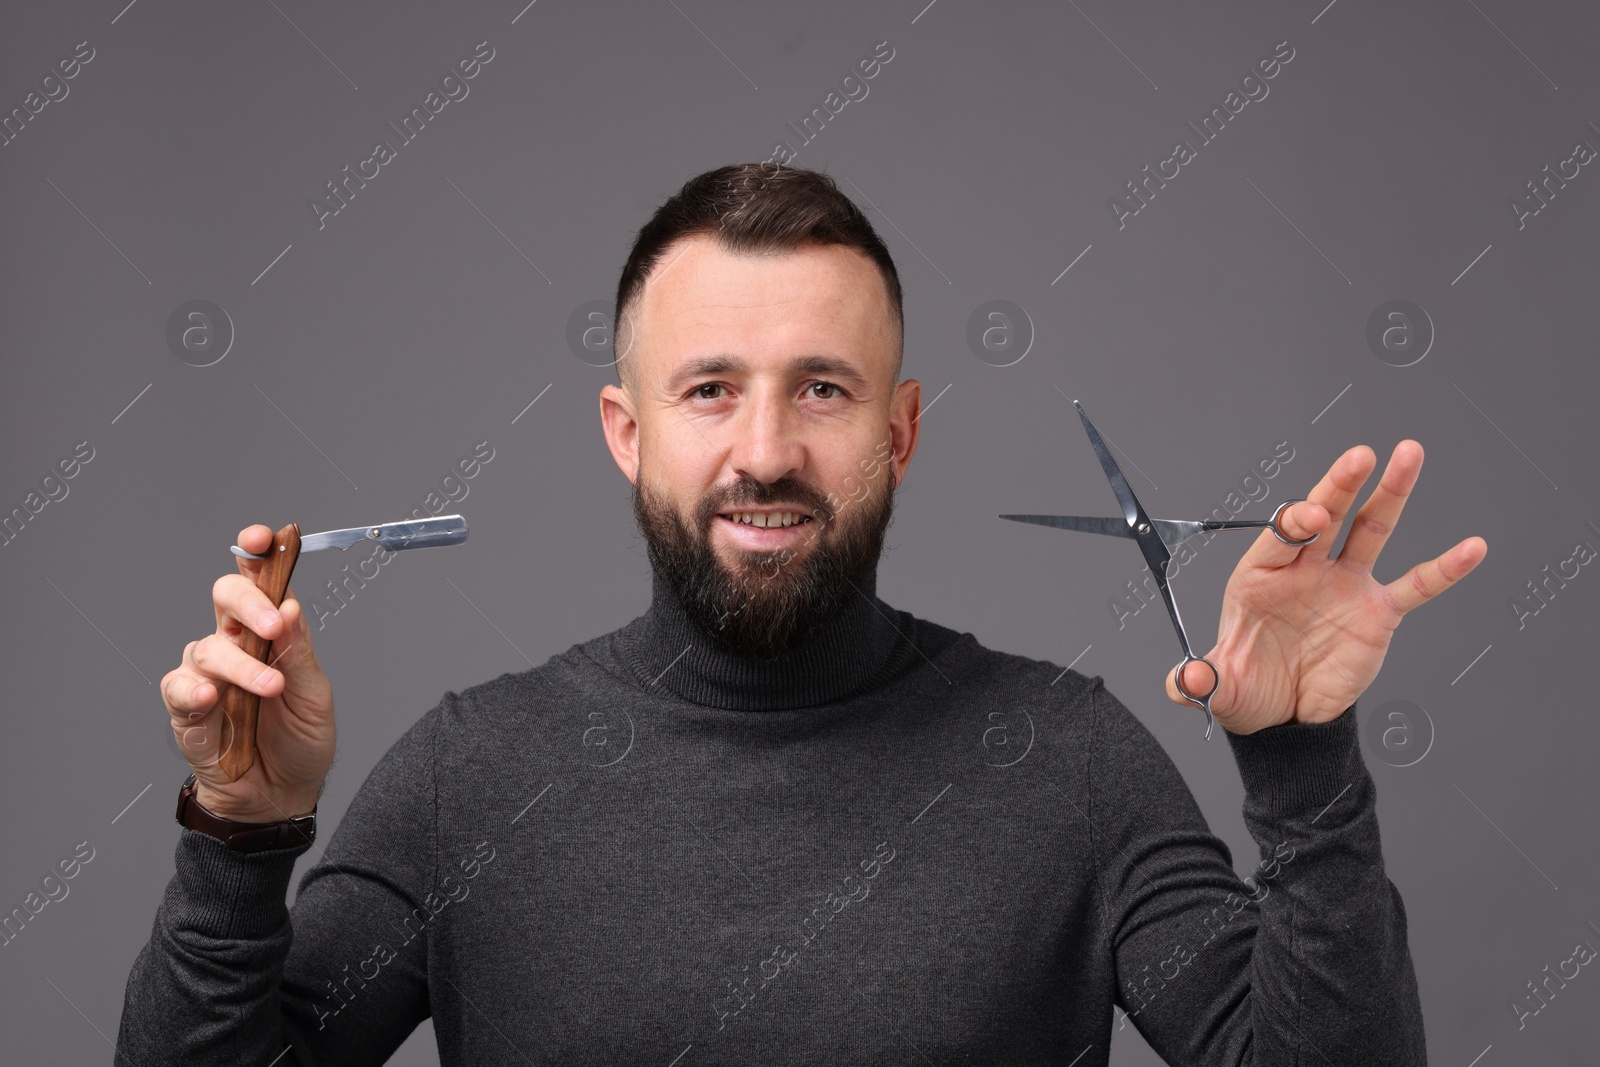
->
xmin=117 ymin=564 xmax=1425 ymax=1064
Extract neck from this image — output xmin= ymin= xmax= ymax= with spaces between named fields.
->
xmin=618 ymin=561 xmax=919 ymax=710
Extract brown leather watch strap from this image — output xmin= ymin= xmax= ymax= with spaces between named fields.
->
xmin=175 ymin=773 xmax=317 ymax=853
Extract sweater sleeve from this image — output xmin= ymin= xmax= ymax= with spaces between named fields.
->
xmin=116 ymin=702 xmax=443 ymax=1066
xmin=1089 ymin=680 xmax=1426 ymax=1065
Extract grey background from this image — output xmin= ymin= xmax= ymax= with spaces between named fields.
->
xmin=2 ymin=0 xmax=1595 ymax=1063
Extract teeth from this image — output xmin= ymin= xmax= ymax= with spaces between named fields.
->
xmin=731 ymin=511 xmax=806 ymax=528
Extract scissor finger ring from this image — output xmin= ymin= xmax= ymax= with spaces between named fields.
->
xmin=1269 ymin=498 xmax=1320 ymax=547
xmin=1173 ymin=654 xmax=1220 ymax=740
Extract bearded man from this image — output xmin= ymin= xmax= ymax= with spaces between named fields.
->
xmin=120 ymin=163 xmax=1480 ymax=1065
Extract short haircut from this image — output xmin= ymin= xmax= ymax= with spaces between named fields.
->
xmin=612 ymin=163 xmax=904 ymax=394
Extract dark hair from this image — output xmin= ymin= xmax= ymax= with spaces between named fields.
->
xmin=612 ymin=163 xmax=904 ymax=391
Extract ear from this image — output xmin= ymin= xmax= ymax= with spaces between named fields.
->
xmin=599 ymin=384 xmax=641 ymax=484
xmin=887 ymin=378 xmax=922 ymax=484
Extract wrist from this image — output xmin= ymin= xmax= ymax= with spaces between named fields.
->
xmin=178 ymin=774 xmax=319 ymax=852
xmin=192 ymin=778 xmax=319 ymax=822
xmin=1224 ymin=703 xmax=1362 ymax=816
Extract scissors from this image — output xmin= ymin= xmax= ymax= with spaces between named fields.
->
xmin=1001 ymin=400 xmax=1318 ymax=740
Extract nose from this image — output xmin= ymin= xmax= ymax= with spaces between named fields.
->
xmin=726 ymin=383 xmax=805 ymax=486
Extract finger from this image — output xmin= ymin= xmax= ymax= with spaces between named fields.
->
xmin=237 ymin=524 xmax=274 ymax=555
xmin=187 ymin=631 xmax=286 ymax=698
xmin=266 ymin=590 xmax=323 ymax=689
xmin=232 ymin=523 xmax=274 ymax=577
xmin=1385 ymin=536 xmax=1488 ymax=615
xmin=230 ymin=525 xmax=281 ymax=608
xmin=1293 ymin=445 xmax=1377 ymax=563
xmin=213 ymin=572 xmax=286 ymax=643
xmin=1239 ymin=498 xmax=1331 ymax=570
xmin=1168 ymin=659 xmax=1218 ymax=702
xmin=167 ymin=697 xmax=223 ymax=770
xmin=1339 ymin=440 xmax=1424 ymax=574
xmin=161 ymin=660 xmax=229 ymax=770
xmin=1165 ymin=658 xmax=1227 ymax=717
xmin=160 ymin=651 xmax=221 ymax=717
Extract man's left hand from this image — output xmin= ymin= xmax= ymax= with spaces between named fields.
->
xmin=1167 ymin=440 xmax=1487 ymax=735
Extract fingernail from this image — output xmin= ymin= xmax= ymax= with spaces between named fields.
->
xmin=253 ymin=666 xmax=274 ymax=689
xmin=258 ymin=610 xmax=280 ymax=631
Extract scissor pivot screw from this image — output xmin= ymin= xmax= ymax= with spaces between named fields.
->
xmin=370 ymin=527 xmax=382 ymax=537
xmin=1137 ymin=522 xmax=1150 ymax=533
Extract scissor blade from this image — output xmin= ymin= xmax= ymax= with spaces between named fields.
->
xmin=999 ymin=514 xmax=1133 ymax=539
xmin=1001 ymin=514 xmax=1206 ymax=547
xmin=231 ymin=515 xmax=468 ymax=558
xmin=1072 ymin=399 xmax=1143 ymax=529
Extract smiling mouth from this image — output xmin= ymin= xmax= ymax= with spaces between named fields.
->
xmin=716 ymin=509 xmax=815 ymax=530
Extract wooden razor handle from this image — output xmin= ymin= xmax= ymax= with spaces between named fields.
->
xmin=215 ymin=523 xmax=301 ymax=782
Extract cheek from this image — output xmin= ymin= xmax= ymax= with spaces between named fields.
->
xmin=821 ymin=434 xmax=889 ymax=488
xmin=642 ymin=467 xmax=724 ymax=533
xmin=640 ymin=426 xmax=712 ymax=492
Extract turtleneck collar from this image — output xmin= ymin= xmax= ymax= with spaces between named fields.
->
xmin=616 ymin=560 xmax=921 ymax=711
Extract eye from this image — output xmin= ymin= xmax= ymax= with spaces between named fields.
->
xmin=691 ymin=383 xmax=726 ymax=400
xmin=808 ymin=381 xmax=844 ymax=400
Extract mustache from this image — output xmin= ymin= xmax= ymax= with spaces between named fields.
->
xmin=695 ymin=475 xmax=835 ymax=528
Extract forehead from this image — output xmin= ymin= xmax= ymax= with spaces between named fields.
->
xmin=628 ymin=233 xmax=895 ymax=377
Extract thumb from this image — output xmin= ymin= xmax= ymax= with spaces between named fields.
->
xmin=1166 ymin=658 xmax=1219 ymax=707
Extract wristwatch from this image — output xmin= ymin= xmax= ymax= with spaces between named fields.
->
xmin=175 ymin=773 xmax=317 ymax=853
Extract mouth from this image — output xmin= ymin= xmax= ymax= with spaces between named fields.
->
xmin=713 ymin=508 xmax=818 ymax=549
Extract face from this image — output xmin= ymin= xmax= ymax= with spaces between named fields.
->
xmin=599 ymin=233 xmax=921 ymax=658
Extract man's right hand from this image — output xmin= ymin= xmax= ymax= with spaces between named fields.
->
xmin=160 ymin=523 xmax=336 ymax=824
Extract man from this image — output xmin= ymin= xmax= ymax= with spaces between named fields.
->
xmin=119 ymin=163 xmax=1484 ymax=1064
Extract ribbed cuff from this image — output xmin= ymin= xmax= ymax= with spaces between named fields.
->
xmin=167 ymin=826 xmax=314 ymax=939
xmin=1224 ymin=702 xmax=1361 ymax=817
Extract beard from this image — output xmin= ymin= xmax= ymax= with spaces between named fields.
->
xmin=632 ymin=464 xmax=898 ymax=660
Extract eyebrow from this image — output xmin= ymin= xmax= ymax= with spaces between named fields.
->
xmin=663 ymin=354 xmax=872 ymax=393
